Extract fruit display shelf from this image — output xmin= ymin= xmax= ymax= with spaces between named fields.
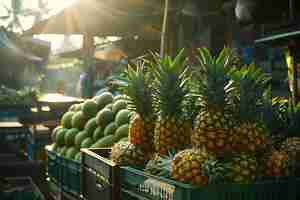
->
xmin=81 ymin=148 xmax=120 ymax=200
xmin=120 ymin=166 xmax=298 ymax=200
xmin=0 ymin=176 xmax=45 ymax=200
xmin=45 ymin=146 xmax=81 ymax=197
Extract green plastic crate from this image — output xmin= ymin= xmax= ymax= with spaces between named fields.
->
xmin=120 ymin=166 xmax=297 ymax=200
xmin=45 ymin=146 xmax=60 ymax=183
xmin=60 ymin=154 xmax=81 ymax=196
xmin=0 ymin=176 xmax=45 ymax=200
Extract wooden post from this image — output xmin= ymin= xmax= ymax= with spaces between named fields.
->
xmin=160 ymin=0 xmax=169 ymax=57
xmin=82 ymin=33 xmax=95 ymax=98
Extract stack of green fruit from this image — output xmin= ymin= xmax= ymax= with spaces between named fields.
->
xmin=49 ymin=91 xmax=131 ymax=162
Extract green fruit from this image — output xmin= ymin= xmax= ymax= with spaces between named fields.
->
xmin=94 ymin=92 xmax=114 ymax=110
xmin=71 ymin=111 xmax=87 ymax=130
xmin=61 ymin=111 xmax=75 ymax=129
xmin=81 ymin=137 xmax=94 ymax=148
xmin=56 ymin=128 xmax=68 ymax=146
xmin=114 ymin=124 xmax=129 ymax=141
xmin=115 ymin=109 xmax=131 ymax=126
xmin=66 ymin=147 xmax=78 ymax=160
xmin=112 ymin=99 xmax=127 ymax=114
xmin=76 ymin=103 xmax=83 ymax=111
xmin=113 ymin=94 xmax=129 ymax=102
xmin=120 ymin=137 xmax=129 ymax=142
xmin=75 ymin=152 xmax=82 ymax=162
xmin=82 ymin=100 xmax=99 ymax=118
xmin=69 ymin=104 xmax=77 ymax=111
xmin=91 ymin=135 xmax=116 ymax=148
xmin=96 ymin=108 xmax=114 ymax=127
xmin=84 ymin=117 xmax=97 ymax=137
xmin=105 ymin=103 xmax=113 ymax=110
xmin=64 ymin=128 xmax=79 ymax=146
xmin=59 ymin=146 xmax=68 ymax=157
xmin=52 ymin=126 xmax=62 ymax=142
xmin=104 ymin=122 xmax=118 ymax=136
xmin=75 ymin=130 xmax=88 ymax=148
xmin=93 ymin=126 xmax=104 ymax=141
xmin=50 ymin=143 xmax=58 ymax=152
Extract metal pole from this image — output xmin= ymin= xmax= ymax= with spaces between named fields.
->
xmin=160 ymin=0 xmax=169 ymax=57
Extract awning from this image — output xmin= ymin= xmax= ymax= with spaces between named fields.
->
xmin=0 ymin=27 xmax=44 ymax=64
xmin=23 ymin=0 xmax=163 ymax=38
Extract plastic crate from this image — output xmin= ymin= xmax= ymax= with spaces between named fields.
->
xmin=0 ymin=104 xmax=32 ymax=119
xmin=27 ymin=127 xmax=50 ymax=161
xmin=120 ymin=166 xmax=298 ymax=200
xmin=60 ymin=155 xmax=81 ymax=196
xmin=45 ymin=146 xmax=60 ymax=183
xmin=0 ymin=176 xmax=45 ymax=200
xmin=81 ymin=148 xmax=120 ymax=200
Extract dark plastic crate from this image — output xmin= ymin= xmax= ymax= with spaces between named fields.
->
xmin=60 ymin=155 xmax=81 ymax=196
xmin=81 ymin=148 xmax=120 ymax=200
xmin=45 ymin=146 xmax=60 ymax=183
xmin=27 ymin=130 xmax=50 ymax=161
xmin=120 ymin=166 xmax=298 ymax=200
xmin=0 ymin=176 xmax=45 ymax=200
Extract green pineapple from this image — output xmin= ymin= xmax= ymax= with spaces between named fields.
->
xmin=191 ymin=48 xmax=235 ymax=156
xmin=117 ymin=61 xmax=155 ymax=153
xmin=151 ymin=49 xmax=191 ymax=155
xmin=231 ymin=64 xmax=271 ymax=154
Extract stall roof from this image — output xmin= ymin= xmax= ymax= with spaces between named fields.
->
xmin=0 ymin=27 xmax=44 ymax=64
xmin=23 ymin=0 xmax=163 ymax=38
xmin=255 ymin=30 xmax=300 ymax=45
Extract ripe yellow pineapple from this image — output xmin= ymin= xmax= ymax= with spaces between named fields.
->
xmin=192 ymin=48 xmax=235 ymax=155
xmin=117 ymin=62 xmax=156 ymax=153
xmin=231 ymin=65 xmax=270 ymax=154
xmin=171 ymin=149 xmax=215 ymax=185
xmin=151 ymin=50 xmax=191 ymax=155
xmin=111 ymin=141 xmax=151 ymax=165
xmin=264 ymin=150 xmax=291 ymax=177
xmin=226 ymin=154 xmax=258 ymax=183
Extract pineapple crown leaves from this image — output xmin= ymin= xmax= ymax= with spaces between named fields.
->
xmin=115 ymin=60 xmax=154 ymax=118
xmin=194 ymin=47 xmax=236 ymax=108
xmin=146 ymin=150 xmax=177 ymax=178
xmin=150 ymin=49 xmax=191 ymax=117
xmin=230 ymin=64 xmax=271 ymax=122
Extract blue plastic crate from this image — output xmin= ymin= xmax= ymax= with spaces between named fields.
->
xmin=27 ymin=130 xmax=50 ymax=161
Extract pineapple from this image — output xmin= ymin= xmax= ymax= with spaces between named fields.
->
xmin=191 ymin=48 xmax=235 ymax=155
xmin=231 ymin=64 xmax=270 ymax=154
xmin=264 ymin=150 xmax=291 ymax=177
xmin=117 ymin=61 xmax=156 ymax=153
xmin=151 ymin=50 xmax=191 ymax=155
xmin=111 ymin=141 xmax=151 ymax=165
xmin=278 ymin=100 xmax=300 ymax=175
xmin=145 ymin=151 xmax=176 ymax=178
xmin=280 ymin=137 xmax=300 ymax=175
xmin=171 ymin=148 xmax=215 ymax=185
xmin=226 ymin=154 xmax=258 ymax=183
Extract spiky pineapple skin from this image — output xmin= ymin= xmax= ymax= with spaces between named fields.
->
xmin=232 ymin=122 xmax=268 ymax=154
xmin=280 ymin=137 xmax=300 ymax=161
xmin=280 ymin=137 xmax=300 ymax=175
xmin=171 ymin=149 xmax=215 ymax=185
xmin=226 ymin=154 xmax=258 ymax=184
xmin=264 ymin=150 xmax=291 ymax=177
xmin=192 ymin=108 xmax=234 ymax=156
xmin=111 ymin=141 xmax=151 ymax=165
xmin=154 ymin=116 xmax=191 ymax=156
xmin=129 ymin=113 xmax=155 ymax=153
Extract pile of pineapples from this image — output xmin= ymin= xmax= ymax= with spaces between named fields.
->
xmin=110 ymin=48 xmax=300 ymax=185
